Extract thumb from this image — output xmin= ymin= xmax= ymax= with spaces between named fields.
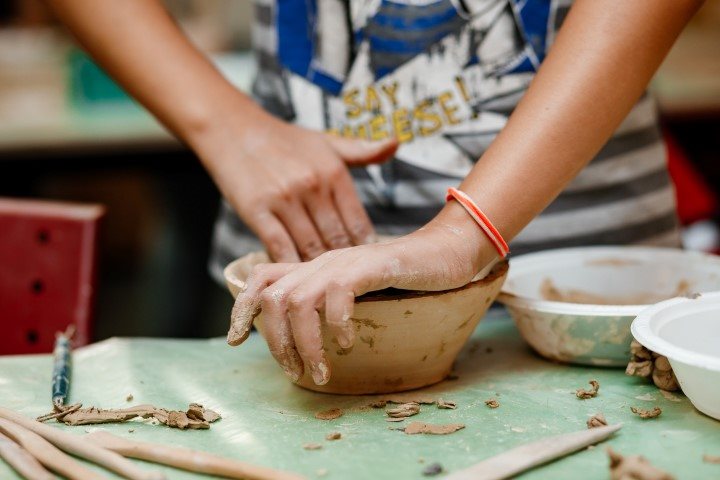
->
xmin=325 ymin=135 xmax=399 ymax=166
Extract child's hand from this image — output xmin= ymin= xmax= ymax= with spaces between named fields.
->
xmin=227 ymin=206 xmax=496 ymax=385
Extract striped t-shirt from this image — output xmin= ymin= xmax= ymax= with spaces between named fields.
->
xmin=208 ymin=0 xmax=680 ymax=283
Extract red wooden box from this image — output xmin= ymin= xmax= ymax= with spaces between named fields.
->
xmin=0 ymin=198 xmax=104 ymax=354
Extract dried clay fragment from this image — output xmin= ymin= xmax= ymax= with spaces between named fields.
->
xmin=314 ymin=408 xmax=343 ymax=421
xmin=485 ymin=399 xmax=500 ymax=409
xmin=608 ymin=448 xmax=675 ymax=480
xmin=422 ymin=462 xmax=444 ymax=477
xmin=303 ymin=443 xmax=322 ymax=451
xmin=385 ymin=418 xmax=406 ymax=423
xmin=437 ymin=399 xmax=457 ymax=410
xmin=626 ymin=341 xmax=679 ymax=392
xmin=630 ymin=406 xmax=662 ymax=419
xmin=587 ymin=413 xmax=608 ymax=429
xmin=702 ymin=454 xmax=720 ymax=464
xmin=404 ymin=422 xmax=465 ymax=435
xmin=383 ymin=394 xmax=437 ymax=405
xmin=652 ymin=357 xmax=679 ymax=392
xmin=57 ymin=403 xmax=221 ymax=430
xmin=576 ymin=380 xmax=600 ymax=399
xmin=125 ymin=394 xmax=133 ymax=402
xmin=386 ymin=403 xmax=420 ymax=418
xmin=325 ymin=432 xmax=341 ymax=441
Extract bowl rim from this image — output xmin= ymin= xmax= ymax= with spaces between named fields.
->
xmin=631 ymin=292 xmax=720 ymax=371
xmin=223 ymin=255 xmax=509 ymax=303
xmin=498 ymin=246 xmax=720 ymax=316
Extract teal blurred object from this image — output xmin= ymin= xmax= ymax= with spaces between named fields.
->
xmin=67 ymin=48 xmax=137 ymax=109
xmin=0 ymin=313 xmax=717 ymax=479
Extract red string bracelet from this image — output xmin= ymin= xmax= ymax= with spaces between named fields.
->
xmin=446 ymin=187 xmax=509 ymax=258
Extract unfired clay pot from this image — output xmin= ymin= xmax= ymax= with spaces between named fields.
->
xmin=224 ymin=252 xmax=509 ymax=394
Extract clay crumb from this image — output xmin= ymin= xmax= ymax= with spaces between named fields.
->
xmin=404 ymin=422 xmax=465 ymax=435
xmin=128 ymin=429 xmax=134 ymax=433
xmin=316 ymin=468 xmax=328 ymax=477
xmin=303 ymin=443 xmax=322 ymax=450
xmin=485 ymin=399 xmax=500 ymax=409
xmin=126 ymin=394 xmax=133 ymax=402
xmin=315 ymin=408 xmax=343 ymax=420
xmin=325 ymin=432 xmax=341 ymax=441
xmin=576 ymin=380 xmax=600 ymax=399
xmin=630 ymin=406 xmax=662 ymax=419
xmin=437 ymin=399 xmax=457 ymax=410
xmin=368 ymin=400 xmax=388 ymax=409
xmin=383 ymin=394 xmax=436 ymax=405
xmin=608 ymin=448 xmax=675 ymax=480
xmin=422 ymin=462 xmax=444 ymax=476
xmin=386 ymin=417 xmax=405 ymax=422
xmin=702 ymin=454 xmax=720 ymax=464
xmin=386 ymin=402 xmax=420 ymax=418
xmin=587 ymin=413 xmax=608 ymax=429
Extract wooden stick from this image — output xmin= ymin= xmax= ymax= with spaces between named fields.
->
xmin=0 ymin=431 xmax=55 ymax=480
xmin=0 ymin=407 xmax=164 ymax=480
xmin=85 ymin=430 xmax=306 ymax=480
xmin=0 ymin=419 xmax=105 ymax=480
xmin=445 ymin=424 xmax=622 ymax=480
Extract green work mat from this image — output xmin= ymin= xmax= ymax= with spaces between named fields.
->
xmin=0 ymin=312 xmax=718 ymax=479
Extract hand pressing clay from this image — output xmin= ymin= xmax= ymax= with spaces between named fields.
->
xmin=608 ymin=448 xmax=675 ymax=480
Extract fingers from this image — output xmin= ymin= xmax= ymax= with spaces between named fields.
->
xmin=325 ymin=284 xmax=355 ymax=349
xmin=303 ymin=189 xmax=353 ymax=250
xmin=273 ymin=201 xmax=326 ymax=261
xmin=227 ymin=263 xmax=298 ymax=346
xmin=332 ymin=170 xmax=376 ymax=245
xmin=326 ymin=136 xmax=399 ymax=166
xmin=249 ymin=211 xmax=300 ymax=263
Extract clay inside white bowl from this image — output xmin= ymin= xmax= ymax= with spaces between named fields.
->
xmin=632 ymin=292 xmax=720 ymax=421
xmin=498 ymin=247 xmax=720 ymax=366
xmin=224 ymin=252 xmax=509 ymax=394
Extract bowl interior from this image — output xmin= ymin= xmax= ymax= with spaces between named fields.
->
xmin=501 ymin=247 xmax=720 ymax=308
xmin=658 ymin=309 xmax=719 ymax=357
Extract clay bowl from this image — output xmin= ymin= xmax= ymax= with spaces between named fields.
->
xmin=497 ymin=246 xmax=720 ymax=367
xmin=224 ymin=252 xmax=509 ymax=394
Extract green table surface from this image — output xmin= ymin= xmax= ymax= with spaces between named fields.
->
xmin=1 ymin=311 xmax=718 ymax=480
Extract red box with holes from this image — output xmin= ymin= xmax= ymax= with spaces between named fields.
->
xmin=0 ymin=198 xmax=104 ymax=354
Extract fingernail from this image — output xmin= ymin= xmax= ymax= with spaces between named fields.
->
xmin=282 ymin=364 xmax=302 ymax=383
xmin=337 ymin=332 xmax=352 ymax=349
xmin=310 ymin=361 xmax=330 ymax=385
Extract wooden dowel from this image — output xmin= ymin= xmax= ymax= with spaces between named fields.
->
xmin=85 ymin=431 xmax=306 ymax=480
xmin=0 ymin=419 xmax=105 ymax=480
xmin=0 ymin=431 xmax=55 ymax=480
xmin=0 ymin=407 xmax=164 ymax=480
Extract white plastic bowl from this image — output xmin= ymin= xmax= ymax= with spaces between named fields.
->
xmin=498 ymin=247 xmax=720 ymax=366
xmin=632 ymin=293 xmax=720 ymax=420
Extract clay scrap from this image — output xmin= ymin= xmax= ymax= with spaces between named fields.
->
xmin=386 ymin=403 xmax=420 ymax=418
xmin=626 ymin=341 xmax=679 ymax=392
xmin=314 ymin=408 xmax=343 ymax=420
xmin=437 ymin=399 xmax=456 ymax=410
xmin=702 ymin=454 xmax=720 ymax=464
xmin=422 ymin=462 xmax=444 ymax=476
xmin=576 ymin=380 xmax=600 ymax=399
xmin=404 ymin=422 xmax=465 ymax=435
xmin=587 ymin=413 xmax=608 ymax=429
xmin=630 ymin=406 xmax=662 ymax=419
xmin=608 ymin=448 xmax=675 ymax=480
xmin=485 ymin=399 xmax=500 ymax=409
xmin=325 ymin=432 xmax=341 ymax=441
xmin=49 ymin=403 xmax=220 ymax=430
xmin=302 ymin=443 xmax=322 ymax=451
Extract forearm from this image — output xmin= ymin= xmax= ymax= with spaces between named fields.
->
xmin=435 ymin=0 xmax=702 ymax=265
xmin=44 ymin=0 xmax=267 ymax=154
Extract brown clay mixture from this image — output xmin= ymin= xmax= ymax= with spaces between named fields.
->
xmin=541 ymin=278 xmax=689 ymax=306
xmin=587 ymin=413 xmax=608 ymax=429
xmin=303 ymin=443 xmax=322 ymax=450
xmin=437 ymin=399 xmax=457 ymax=410
xmin=702 ymin=454 xmax=720 ymax=464
xmin=386 ymin=403 xmax=420 ymax=418
xmin=325 ymin=432 xmax=341 ymax=441
xmin=626 ymin=341 xmax=679 ymax=391
xmin=630 ymin=406 xmax=662 ymax=419
xmin=485 ymin=399 xmax=500 ymax=409
xmin=403 ymin=422 xmax=465 ymax=435
xmin=43 ymin=403 xmax=220 ymax=430
xmin=314 ymin=408 xmax=343 ymax=420
xmin=608 ymin=448 xmax=675 ymax=480
xmin=576 ymin=380 xmax=600 ymax=399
